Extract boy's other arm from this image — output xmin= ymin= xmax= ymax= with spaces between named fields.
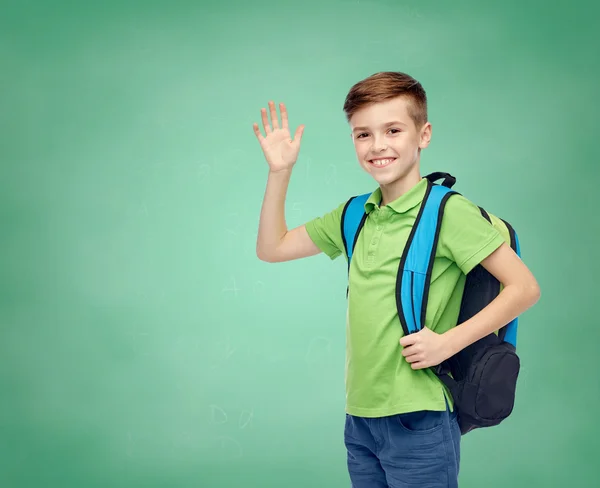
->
xmin=401 ymin=196 xmax=541 ymax=369
xmin=443 ymin=241 xmax=541 ymax=359
xmin=401 ymin=242 xmax=541 ymax=370
xmin=440 ymin=196 xmax=541 ymax=355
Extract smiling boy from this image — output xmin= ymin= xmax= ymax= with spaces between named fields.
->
xmin=254 ymin=71 xmax=540 ymax=487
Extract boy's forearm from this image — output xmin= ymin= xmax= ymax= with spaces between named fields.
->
xmin=256 ymin=168 xmax=293 ymax=260
xmin=444 ymin=283 xmax=540 ymax=356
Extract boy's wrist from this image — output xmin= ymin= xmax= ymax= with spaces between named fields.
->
xmin=269 ymin=167 xmax=294 ymax=175
xmin=442 ymin=327 xmax=463 ymax=358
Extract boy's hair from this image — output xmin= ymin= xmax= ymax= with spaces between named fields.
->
xmin=343 ymin=71 xmax=428 ymax=130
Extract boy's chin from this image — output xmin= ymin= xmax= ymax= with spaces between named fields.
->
xmin=368 ymin=171 xmax=399 ymax=186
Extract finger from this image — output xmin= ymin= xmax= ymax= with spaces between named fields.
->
xmin=293 ymin=124 xmax=304 ymax=144
xmin=411 ymin=361 xmax=428 ymax=370
xmin=269 ymin=100 xmax=280 ymax=130
xmin=261 ymin=107 xmax=271 ymax=134
xmin=280 ymin=103 xmax=289 ymax=130
xmin=401 ymin=346 xmax=419 ymax=358
xmin=252 ymin=123 xmax=265 ymax=142
xmin=404 ymin=350 xmax=422 ymax=362
xmin=399 ymin=335 xmax=416 ymax=347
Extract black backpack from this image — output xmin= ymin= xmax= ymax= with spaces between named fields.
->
xmin=341 ymin=172 xmax=521 ymax=435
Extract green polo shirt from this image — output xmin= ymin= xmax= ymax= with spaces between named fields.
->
xmin=305 ymin=177 xmax=505 ymax=417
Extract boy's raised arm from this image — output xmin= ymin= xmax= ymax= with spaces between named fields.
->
xmin=254 ymin=101 xmax=321 ymax=263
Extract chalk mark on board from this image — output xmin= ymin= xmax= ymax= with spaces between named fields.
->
xmin=291 ymin=201 xmax=303 ymax=222
xmin=210 ymin=335 xmax=237 ymax=369
xmin=213 ymin=151 xmax=242 ymax=178
xmin=198 ymin=163 xmax=211 ymax=182
xmin=225 ymin=213 xmax=241 ymax=237
xmin=325 ymin=164 xmax=338 ymax=186
xmin=222 ymin=276 xmax=241 ymax=297
xmin=253 ymin=280 xmax=265 ymax=300
xmin=215 ymin=435 xmax=243 ymax=459
xmin=171 ymin=431 xmax=194 ymax=449
xmin=239 ymin=409 xmax=254 ymax=429
xmin=406 ymin=5 xmax=423 ymax=19
xmin=127 ymin=326 xmax=151 ymax=357
xmin=304 ymin=155 xmax=312 ymax=183
xmin=209 ymin=404 xmax=228 ymax=425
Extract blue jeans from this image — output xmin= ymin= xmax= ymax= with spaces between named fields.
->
xmin=344 ymin=399 xmax=461 ymax=487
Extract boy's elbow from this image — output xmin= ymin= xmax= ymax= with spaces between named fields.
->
xmin=256 ymin=248 xmax=269 ymax=262
xmin=256 ymin=247 xmax=276 ymax=263
xmin=530 ymin=281 xmax=541 ymax=303
xmin=525 ymin=279 xmax=541 ymax=305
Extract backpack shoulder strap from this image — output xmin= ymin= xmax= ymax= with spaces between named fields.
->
xmin=396 ymin=180 xmax=459 ymax=335
xmin=341 ymin=192 xmax=371 ymax=263
xmin=341 ymin=192 xmax=371 ymax=299
xmin=498 ymin=217 xmax=521 ymax=347
xmin=474 ymin=207 xmax=522 ymax=347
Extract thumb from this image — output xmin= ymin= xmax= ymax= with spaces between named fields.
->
xmin=293 ymin=124 xmax=305 ymax=144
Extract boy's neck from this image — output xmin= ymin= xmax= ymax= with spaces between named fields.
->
xmin=379 ymin=172 xmax=423 ymax=207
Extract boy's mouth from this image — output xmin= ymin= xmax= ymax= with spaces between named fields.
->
xmin=368 ymin=158 xmax=396 ymax=168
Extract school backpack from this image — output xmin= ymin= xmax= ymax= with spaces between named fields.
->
xmin=340 ymin=172 xmax=521 ymax=435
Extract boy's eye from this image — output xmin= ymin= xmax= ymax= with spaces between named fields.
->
xmin=356 ymin=128 xmax=401 ymax=139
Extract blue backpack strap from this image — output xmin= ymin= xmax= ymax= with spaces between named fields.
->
xmin=396 ymin=181 xmax=457 ymax=335
xmin=341 ymin=192 xmax=371 ymax=298
xmin=498 ymin=219 xmax=521 ymax=347
xmin=477 ymin=209 xmax=520 ymax=348
xmin=341 ymin=192 xmax=371 ymax=264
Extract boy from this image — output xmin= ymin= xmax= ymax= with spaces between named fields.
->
xmin=253 ymin=71 xmax=540 ymax=488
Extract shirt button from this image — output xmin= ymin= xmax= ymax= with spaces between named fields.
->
xmin=376 ymin=226 xmax=382 ymax=231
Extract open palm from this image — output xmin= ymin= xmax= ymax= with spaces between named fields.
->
xmin=253 ymin=101 xmax=305 ymax=172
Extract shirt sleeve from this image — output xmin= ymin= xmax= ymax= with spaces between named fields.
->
xmin=437 ymin=193 xmax=506 ymax=275
xmin=304 ymin=200 xmax=347 ymax=260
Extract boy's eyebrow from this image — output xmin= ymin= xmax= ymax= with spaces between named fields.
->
xmin=352 ymin=120 xmax=407 ymax=132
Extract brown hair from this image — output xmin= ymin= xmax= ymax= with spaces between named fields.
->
xmin=343 ymin=71 xmax=428 ymax=130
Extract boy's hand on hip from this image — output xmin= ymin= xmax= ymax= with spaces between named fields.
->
xmin=399 ymin=327 xmax=452 ymax=370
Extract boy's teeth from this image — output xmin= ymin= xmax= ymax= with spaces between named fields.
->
xmin=372 ymin=158 xmax=394 ymax=166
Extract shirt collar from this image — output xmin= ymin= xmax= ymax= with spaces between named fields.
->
xmin=364 ymin=177 xmax=429 ymax=214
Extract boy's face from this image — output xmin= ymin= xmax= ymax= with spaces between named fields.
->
xmin=349 ymin=96 xmax=431 ymax=187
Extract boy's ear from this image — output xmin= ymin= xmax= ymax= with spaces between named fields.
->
xmin=419 ymin=122 xmax=432 ymax=149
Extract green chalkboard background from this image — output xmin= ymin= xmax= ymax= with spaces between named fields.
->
xmin=1 ymin=0 xmax=598 ymax=486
